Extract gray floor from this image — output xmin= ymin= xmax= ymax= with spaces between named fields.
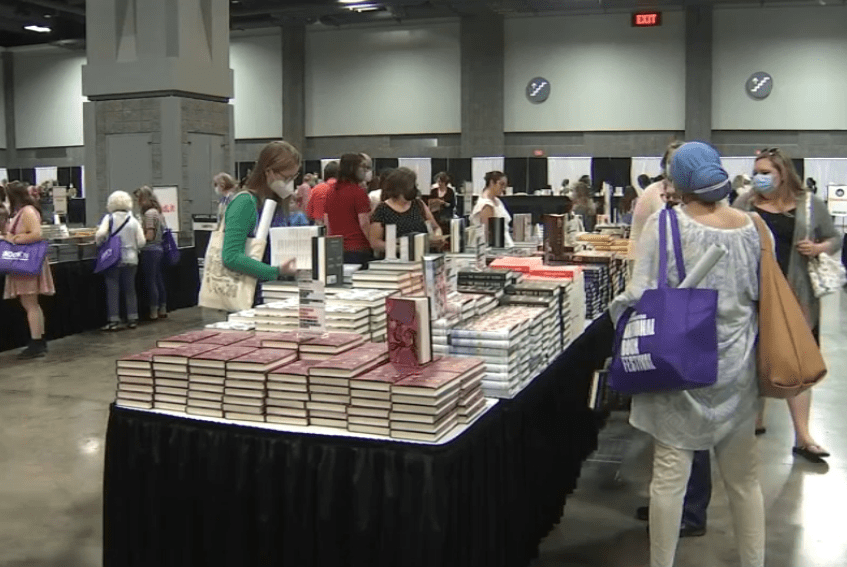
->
xmin=1 ymin=295 xmax=845 ymax=567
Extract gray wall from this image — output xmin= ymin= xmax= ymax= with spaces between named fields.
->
xmin=504 ymin=13 xmax=686 ymax=132
xmin=230 ymin=31 xmax=283 ymax=139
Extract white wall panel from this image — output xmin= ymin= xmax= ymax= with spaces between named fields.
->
xmin=504 ymin=13 xmax=685 ymax=132
xmin=306 ymin=23 xmax=461 ymax=137
xmin=230 ymin=32 xmax=283 ymax=140
xmin=713 ymin=6 xmax=847 ymax=130
xmin=14 ymin=50 xmax=86 ymax=149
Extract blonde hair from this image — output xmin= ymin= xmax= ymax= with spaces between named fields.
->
xmin=754 ymin=147 xmax=805 ymax=200
xmin=134 ymin=185 xmax=162 ymax=213
xmin=214 ymin=172 xmax=236 ymax=192
xmin=107 ymin=190 xmax=134 ymax=212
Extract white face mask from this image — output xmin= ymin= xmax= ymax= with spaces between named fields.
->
xmin=214 ymin=184 xmax=223 ymax=196
xmin=365 ymin=170 xmax=373 ymax=184
xmin=270 ymin=179 xmax=295 ymax=200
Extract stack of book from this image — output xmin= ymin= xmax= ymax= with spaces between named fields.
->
xmin=195 ymin=330 xmax=256 ymax=347
xmin=265 ymin=360 xmax=320 ymax=426
xmin=579 ymin=265 xmax=608 ymax=321
xmin=254 ymin=300 xmax=373 ymax=337
xmin=187 ymin=345 xmax=258 ymax=418
xmin=115 ymin=351 xmax=155 ymax=409
xmin=347 ymin=363 xmax=403 ymax=436
xmin=502 ymin=284 xmax=562 ymax=365
xmin=223 ymin=349 xmax=298 ymax=422
xmin=389 ymin=367 xmax=463 ymax=442
xmin=299 ymin=332 xmax=366 ymax=361
xmin=344 ymin=264 xmax=362 ymax=285
xmin=430 ymin=357 xmax=487 ymax=424
xmin=456 ymin=269 xmax=519 ymax=294
xmin=489 ymin=256 xmax=543 ymax=274
xmin=226 ymin=309 xmax=257 ymax=328
xmin=152 ymin=344 xmax=219 ymax=412
xmin=445 ymin=252 xmax=477 ymax=290
xmin=331 ymin=288 xmax=395 ymax=342
xmin=157 ymin=329 xmax=222 ymax=348
xmin=352 ymin=260 xmax=424 ymax=296
xmin=307 ymin=342 xmax=389 ymax=429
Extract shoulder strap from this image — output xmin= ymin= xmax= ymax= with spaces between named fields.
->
xmin=806 ymin=192 xmax=813 ymax=240
xmin=218 ymin=190 xmax=255 ymax=231
xmin=657 ymin=208 xmax=686 ymax=288
xmin=751 ymin=212 xmax=773 ymax=256
xmin=111 ymin=214 xmax=131 ymax=238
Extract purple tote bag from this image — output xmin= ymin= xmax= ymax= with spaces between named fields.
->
xmin=0 ymin=213 xmax=49 ymax=276
xmin=94 ymin=215 xmax=130 ymax=274
xmin=161 ymin=226 xmax=180 ymax=266
xmin=608 ymin=208 xmax=718 ymax=395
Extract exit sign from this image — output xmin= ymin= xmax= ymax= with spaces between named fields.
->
xmin=632 ymin=11 xmax=662 ymax=27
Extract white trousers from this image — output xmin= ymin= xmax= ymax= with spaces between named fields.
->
xmin=649 ymin=416 xmax=765 ymax=567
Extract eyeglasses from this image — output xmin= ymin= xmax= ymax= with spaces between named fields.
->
xmin=757 ymin=147 xmax=780 ymax=157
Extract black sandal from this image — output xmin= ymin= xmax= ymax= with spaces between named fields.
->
xmin=793 ymin=444 xmax=830 ymax=462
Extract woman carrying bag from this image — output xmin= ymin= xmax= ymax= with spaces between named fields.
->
xmin=134 ymin=186 xmax=168 ymax=320
xmin=1 ymin=181 xmax=54 ymax=359
xmin=733 ymin=147 xmax=841 ymax=462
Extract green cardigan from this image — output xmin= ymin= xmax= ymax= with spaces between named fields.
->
xmin=222 ymin=193 xmax=278 ymax=282
xmin=733 ymin=190 xmax=841 ymax=329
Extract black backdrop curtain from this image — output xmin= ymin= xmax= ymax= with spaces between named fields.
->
xmin=505 ymin=158 xmax=529 ymax=194
xmin=528 ymin=157 xmax=549 ymax=193
xmin=591 ymin=158 xmax=633 ymax=191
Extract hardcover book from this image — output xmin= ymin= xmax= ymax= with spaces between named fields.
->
xmin=422 ymin=255 xmax=449 ymax=320
xmin=313 ymin=235 xmax=344 ymax=287
xmin=386 ymin=296 xmax=432 ymax=367
xmin=299 ymin=332 xmax=366 ymax=355
xmin=117 ymin=351 xmax=155 ymax=370
xmin=226 ymin=348 xmax=298 ymax=372
xmin=350 ymin=363 xmax=413 ymax=392
xmin=189 ymin=346 xmax=258 ymax=369
xmin=157 ymin=330 xmax=222 ymax=348
xmin=151 ymin=344 xmax=220 ymax=364
xmin=308 ymin=342 xmax=389 ymax=378
xmin=196 ymin=331 xmax=255 ymax=346
xmin=391 ymin=369 xmax=463 ymax=399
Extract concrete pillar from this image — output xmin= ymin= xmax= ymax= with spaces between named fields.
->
xmin=2 ymin=52 xmax=16 ymax=166
xmin=282 ymin=23 xmax=306 ymax=154
xmin=460 ymin=13 xmax=505 ymax=158
xmin=82 ymin=0 xmax=234 ymax=232
xmin=685 ymin=5 xmax=713 ymax=142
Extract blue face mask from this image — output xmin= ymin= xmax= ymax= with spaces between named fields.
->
xmin=752 ymin=173 xmax=777 ymax=194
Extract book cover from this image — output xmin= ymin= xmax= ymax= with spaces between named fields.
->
xmin=189 ymin=346 xmax=258 ymax=366
xmin=385 ymin=224 xmax=397 ymax=260
xmin=117 ymin=351 xmax=155 ymax=368
xmin=309 ymin=342 xmax=389 ymax=377
xmin=157 ymin=330 xmax=222 ymax=348
xmin=313 ymin=235 xmax=344 ymax=287
xmin=151 ymin=344 xmax=220 ymax=363
xmin=386 ymin=296 xmax=432 ymax=367
xmin=300 ymin=332 xmax=365 ymax=353
xmin=391 ymin=368 xmax=463 ymax=398
xmin=422 ymin=255 xmax=448 ymax=321
xmin=450 ymin=218 xmax=465 ymax=254
xmin=350 ymin=363 xmax=414 ymax=391
xmin=428 ymin=356 xmax=486 ymax=377
xmin=227 ymin=348 xmax=297 ymax=372
xmin=196 ymin=331 xmax=255 ymax=346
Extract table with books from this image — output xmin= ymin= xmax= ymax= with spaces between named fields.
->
xmin=103 ymin=322 xmax=602 ymax=567
xmin=0 ymin=247 xmax=200 ymax=352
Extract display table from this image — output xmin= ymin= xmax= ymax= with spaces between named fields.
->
xmin=102 ymin=317 xmax=614 ymax=567
xmin=0 ymin=247 xmax=200 ymax=352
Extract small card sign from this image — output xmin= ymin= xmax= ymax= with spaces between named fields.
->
xmin=386 ymin=224 xmax=397 ymax=260
xmin=298 ymin=269 xmax=326 ymax=333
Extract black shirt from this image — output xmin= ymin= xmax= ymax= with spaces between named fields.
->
xmin=371 ymin=199 xmax=429 ymax=237
xmin=755 ymin=207 xmax=795 ymax=277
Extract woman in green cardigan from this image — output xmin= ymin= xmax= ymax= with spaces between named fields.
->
xmin=733 ymin=147 xmax=841 ymax=463
xmin=222 ymin=141 xmax=299 ymax=281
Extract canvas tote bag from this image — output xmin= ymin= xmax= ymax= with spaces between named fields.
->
xmin=752 ymin=213 xmax=827 ymax=397
xmin=198 ymin=192 xmax=266 ymax=312
xmin=804 ymin=193 xmax=846 ymax=297
xmin=608 ymin=208 xmax=719 ymax=394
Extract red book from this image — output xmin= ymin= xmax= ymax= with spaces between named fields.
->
xmin=528 ymin=265 xmax=580 ymax=279
xmin=351 ymin=363 xmax=416 ymax=391
xmin=299 ymin=332 xmax=366 ymax=356
xmin=227 ymin=348 xmax=298 ymax=373
xmin=269 ymin=359 xmax=322 ymax=378
xmin=117 ymin=350 xmax=155 ymax=369
xmin=391 ymin=367 xmax=463 ymax=398
xmin=261 ymin=331 xmax=320 ymax=350
xmin=151 ymin=344 xmax=221 ymax=364
xmin=428 ymin=357 xmax=486 ymax=377
xmin=157 ymin=330 xmax=222 ymax=348
xmin=309 ymin=343 xmax=389 ymax=378
xmin=231 ymin=333 xmax=278 ymax=349
xmin=189 ymin=346 xmax=259 ymax=369
xmin=386 ymin=296 xmax=432 ymax=367
xmin=196 ymin=331 xmax=255 ymax=346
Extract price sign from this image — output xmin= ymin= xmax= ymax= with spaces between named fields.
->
xmin=298 ymin=269 xmax=326 ymax=333
xmin=827 ymin=185 xmax=847 ymax=216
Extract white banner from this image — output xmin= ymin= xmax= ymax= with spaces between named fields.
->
xmin=721 ymin=157 xmax=757 ymax=185
xmin=35 ymin=166 xmax=58 ymax=185
xmin=630 ymin=157 xmax=662 ymax=193
xmin=805 ymin=158 xmax=847 ymax=228
xmin=153 ymin=186 xmax=180 ymax=232
xmin=472 ymin=157 xmax=505 ymax=195
xmin=547 ymin=157 xmax=592 ymax=195
xmin=0 ymin=168 xmax=7 ymax=183
xmin=398 ymin=157 xmax=432 ymax=194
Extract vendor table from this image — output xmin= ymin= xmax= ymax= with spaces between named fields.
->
xmin=102 ymin=315 xmax=614 ymax=567
xmin=0 ymin=247 xmax=200 ymax=352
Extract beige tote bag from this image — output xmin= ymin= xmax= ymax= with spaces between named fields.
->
xmin=198 ymin=192 xmax=267 ymax=313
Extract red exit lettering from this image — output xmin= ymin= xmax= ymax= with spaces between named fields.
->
xmin=632 ymin=11 xmax=662 ymax=27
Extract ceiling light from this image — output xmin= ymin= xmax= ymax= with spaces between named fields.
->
xmin=347 ymin=3 xmax=379 ymax=11
xmin=339 ymin=0 xmax=364 ymax=4
xmin=24 ymin=25 xmax=51 ymax=33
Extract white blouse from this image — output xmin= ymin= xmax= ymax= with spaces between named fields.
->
xmin=609 ymin=208 xmax=763 ymax=450
xmin=471 ymin=196 xmax=514 ymax=247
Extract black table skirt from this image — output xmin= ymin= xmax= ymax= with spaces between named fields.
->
xmin=0 ymin=248 xmax=199 ymax=352
xmin=102 ymin=320 xmax=612 ymax=567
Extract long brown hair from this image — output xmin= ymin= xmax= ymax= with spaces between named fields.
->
xmin=134 ymin=185 xmax=162 ymax=214
xmin=754 ymin=147 xmax=805 ymax=200
xmin=244 ymin=141 xmax=302 ymax=218
xmin=6 ymin=181 xmax=39 ymax=215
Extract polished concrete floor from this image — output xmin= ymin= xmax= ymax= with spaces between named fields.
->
xmin=0 ymin=295 xmax=845 ymax=566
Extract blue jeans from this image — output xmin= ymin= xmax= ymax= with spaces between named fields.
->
xmin=104 ymin=265 xmax=138 ymax=323
xmin=139 ymin=246 xmax=167 ymax=313
xmin=683 ymin=450 xmax=711 ymax=529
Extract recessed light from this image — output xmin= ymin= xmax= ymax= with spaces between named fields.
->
xmin=347 ymin=3 xmax=379 ymax=11
xmin=24 ymin=25 xmax=51 ymax=33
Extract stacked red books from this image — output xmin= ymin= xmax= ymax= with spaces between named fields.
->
xmin=265 ymin=360 xmax=320 ymax=426
xmin=306 ymin=342 xmax=389 ymax=429
xmin=528 ymin=265 xmax=581 ymax=279
xmin=223 ymin=349 xmax=297 ymax=422
xmin=151 ymin=344 xmax=219 ymax=412
xmin=195 ymin=330 xmax=255 ymax=347
xmin=298 ymin=332 xmax=365 ymax=361
xmin=156 ymin=330 xmax=222 ymax=348
xmin=259 ymin=331 xmax=318 ymax=351
xmin=389 ymin=366 xmax=463 ymax=442
xmin=430 ymin=357 xmax=487 ymax=424
xmin=347 ymin=363 xmax=410 ymax=436
xmin=489 ymin=256 xmax=544 ymax=273
xmin=187 ymin=346 xmax=257 ymax=418
xmin=115 ymin=351 xmax=155 ymax=409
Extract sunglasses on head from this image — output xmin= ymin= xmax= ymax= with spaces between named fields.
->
xmin=757 ymin=147 xmax=780 ymax=157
